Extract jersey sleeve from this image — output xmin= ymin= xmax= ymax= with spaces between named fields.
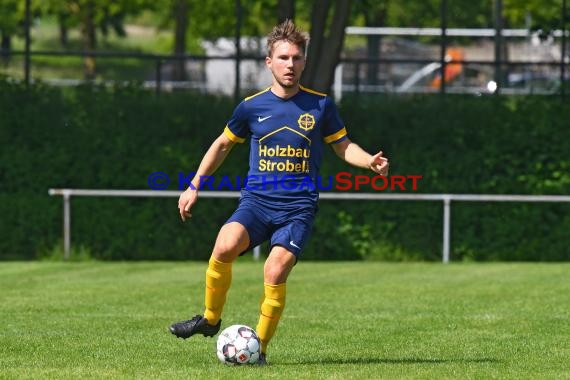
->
xmin=223 ymin=101 xmax=249 ymax=143
xmin=321 ymin=97 xmax=348 ymax=144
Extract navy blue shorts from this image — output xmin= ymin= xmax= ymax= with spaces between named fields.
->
xmin=225 ymin=195 xmax=316 ymax=258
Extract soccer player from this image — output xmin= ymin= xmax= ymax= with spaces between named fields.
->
xmin=169 ymin=20 xmax=389 ymax=365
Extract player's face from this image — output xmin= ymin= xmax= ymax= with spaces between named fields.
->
xmin=266 ymin=41 xmax=305 ymax=89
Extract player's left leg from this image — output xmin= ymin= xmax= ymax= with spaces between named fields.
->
xmin=255 ymin=211 xmax=314 ymax=362
xmin=256 ymin=246 xmax=296 ymax=363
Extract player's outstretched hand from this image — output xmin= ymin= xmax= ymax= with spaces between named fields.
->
xmin=178 ymin=188 xmax=198 ymax=221
xmin=369 ymin=151 xmax=389 ymax=176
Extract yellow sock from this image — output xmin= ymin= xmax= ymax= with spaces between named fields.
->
xmin=203 ymin=257 xmax=232 ymax=325
xmin=256 ymin=283 xmax=286 ymax=354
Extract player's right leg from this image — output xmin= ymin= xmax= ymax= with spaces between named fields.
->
xmin=169 ymin=222 xmax=249 ymax=339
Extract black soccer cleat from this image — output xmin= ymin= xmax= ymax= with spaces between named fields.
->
xmin=257 ymin=353 xmax=268 ymax=366
xmin=169 ymin=314 xmax=221 ymax=339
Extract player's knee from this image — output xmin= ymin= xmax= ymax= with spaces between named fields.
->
xmin=264 ymin=249 xmax=295 ymax=284
xmin=213 ymin=223 xmax=249 ymax=258
xmin=212 ymin=239 xmax=240 ymax=259
xmin=264 ymin=264 xmax=290 ymax=284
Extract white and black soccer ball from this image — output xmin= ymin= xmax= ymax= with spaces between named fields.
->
xmin=216 ymin=325 xmax=261 ymax=365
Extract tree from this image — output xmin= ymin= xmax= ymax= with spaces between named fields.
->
xmin=42 ymin=0 xmax=153 ymax=78
xmin=0 ymin=0 xmax=42 ymax=60
xmin=278 ymin=0 xmax=295 ymax=23
xmin=353 ymin=0 xmax=390 ymax=87
xmin=503 ymin=0 xmax=564 ymax=30
xmin=185 ymin=0 xmax=277 ymax=44
xmin=79 ymin=1 xmax=97 ymax=79
xmin=382 ymin=0 xmax=491 ymax=28
xmin=302 ymin=0 xmax=353 ymax=93
xmin=150 ymin=0 xmax=279 ymax=81
xmin=0 ymin=0 xmax=20 ymax=60
xmin=172 ymin=0 xmax=189 ymax=81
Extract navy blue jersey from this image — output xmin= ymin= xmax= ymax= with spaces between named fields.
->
xmin=224 ymin=85 xmax=347 ymax=207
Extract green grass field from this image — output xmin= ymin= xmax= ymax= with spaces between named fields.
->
xmin=0 ymin=262 xmax=568 ymax=379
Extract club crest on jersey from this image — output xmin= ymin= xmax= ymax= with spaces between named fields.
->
xmin=297 ymin=113 xmax=315 ymax=131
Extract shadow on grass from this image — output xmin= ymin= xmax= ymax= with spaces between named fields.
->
xmin=281 ymin=357 xmax=499 ymax=365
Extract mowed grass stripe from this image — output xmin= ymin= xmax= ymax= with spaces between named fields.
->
xmin=0 ymin=262 xmax=568 ymax=379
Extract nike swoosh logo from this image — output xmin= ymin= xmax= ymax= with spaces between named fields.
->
xmin=257 ymin=115 xmax=272 ymax=122
xmin=289 ymin=241 xmax=300 ymax=249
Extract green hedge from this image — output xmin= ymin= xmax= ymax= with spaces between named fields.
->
xmin=1 ymin=81 xmax=569 ymax=261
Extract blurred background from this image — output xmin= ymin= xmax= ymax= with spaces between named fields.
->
xmin=1 ymin=0 xmax=569 ymax=262
xmin=1 ymin=0 xmax=568 ymax=96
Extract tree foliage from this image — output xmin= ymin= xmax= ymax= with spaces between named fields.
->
xmin=0 ymin=0 xmax=43 ymax=54
xmin=0 ymin=0 xmax=25 ymax=36
xmin=350 ymin=0 xmax=562 ymax=29
xmin=503 ymin=0 xmax=565 ymax=30
xmin=4 ymin=1 xmax=565 ymax=83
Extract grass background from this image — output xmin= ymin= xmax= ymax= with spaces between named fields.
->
xmin=0 ymin=261 xmax=568 ymax=379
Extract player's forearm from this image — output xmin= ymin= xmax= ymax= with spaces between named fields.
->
xmin=341 ymin=142 xmax=373 ymax=170
xmin=191 ymin=136 xmax=234 ymax=188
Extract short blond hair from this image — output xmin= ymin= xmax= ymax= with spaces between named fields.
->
xmin=266 ymin=19 xmax=309 ymax=57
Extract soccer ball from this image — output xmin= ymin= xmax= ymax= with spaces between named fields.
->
xmin=216 ymin=325 xmax=261 ymax=365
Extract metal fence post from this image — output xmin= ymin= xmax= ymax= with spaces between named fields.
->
xmin=234 ymin=0 xmax=242 ymax=104
xmin=440 ymin=0 xmax=448 ymax=95
xmin=63 ymin=190 xmax=71 ymax=260
xmin=253 ymin=245 xmax=261 ymax=261
xmin=155 ymin=59 xmax=162 ymax=96
xmin=24 ymin=0 xmax=31 ymax=88
xmin=354 ymin=61 xmax=360 ymax=94
xmin=443 ymin=196 xmax=451 ymax=263
xmin=494 ymin=0 xmax=503 ymax=94
xmin=562 ymin=0 xmax=567 ymax=99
